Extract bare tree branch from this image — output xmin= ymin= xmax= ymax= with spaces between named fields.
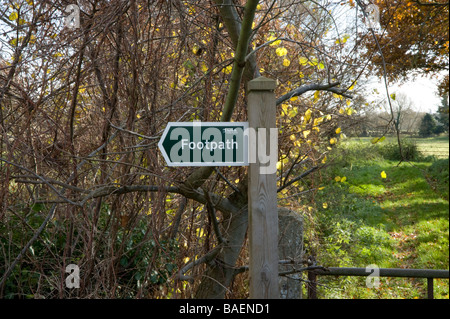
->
xmin=276 ymin=82 xmax=353 ymax=105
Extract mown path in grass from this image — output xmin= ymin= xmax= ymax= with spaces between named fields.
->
xmin=342 ymin=160 xmax=449 ymax=298
xmin=316 ymin=154 xmax=449 ymax=299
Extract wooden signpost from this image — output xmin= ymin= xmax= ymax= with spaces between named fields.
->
xmin=158 ymin=76 xmax=279 ymax=299
xmin=247 ymin=77 xmax=279 ymax=299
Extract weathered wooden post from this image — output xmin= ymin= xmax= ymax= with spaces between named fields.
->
xmin=248 ymin=77 xmax=279 ymax=299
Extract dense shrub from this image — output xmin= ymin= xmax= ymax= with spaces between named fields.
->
xmin=380 ymin=140 xmax=422 ymax=161
xmin=427 ymin=158 xmax=449 ymax=199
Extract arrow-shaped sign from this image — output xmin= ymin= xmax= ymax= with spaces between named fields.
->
xmin=158 ymin=122 xmax=249 ymax=167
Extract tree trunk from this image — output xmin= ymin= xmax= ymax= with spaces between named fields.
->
xmin=194 ymin=205 xmax=248 ymax=299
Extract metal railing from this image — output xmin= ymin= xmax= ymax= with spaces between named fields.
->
xmin=307 ymin=267 xmax=450 ymax=299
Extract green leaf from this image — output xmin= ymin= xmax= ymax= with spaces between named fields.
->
xmin=31 ymin=203 xmax=44 ymax=212
xmin=134 ymin=272 xmax=142 ymax=281
xmin=120 ymin=256 xmax=128 ymax=267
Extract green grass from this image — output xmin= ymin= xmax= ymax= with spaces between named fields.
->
xmin=350 ymin=135 xmax=449 ymax=159
xmin=312 ymin=136 xmax=449 ymax=299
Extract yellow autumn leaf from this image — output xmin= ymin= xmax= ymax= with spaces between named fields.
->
xmin=192 ymin=44 xmax=200 ymax=55
xmin=299 ymin=57 xmax=309 ymax=65
xmin=333 ymin=93 xmax=343 ymax=100
xmin=336 ymin=127 xmax=342 ymax=134
xmin=9 ymin=12 xmax=18 ymax=21
xmin=303 ymin=130 xmax=311 ymax=139
xmin=308 ymin=57 xmax=318 ymax=66
xmin=323 ymin=203 xmax=328 ymax=209
xmin=283 ymin=58 xmax=291 ymax=67
xmin=276 ymin=161 xmax=282 ymax=170
xmin=335 ymin=176 xmax=341 ymax=182
xmin=305 ymin=109 xmax=312 ymax=122
xmin=381 ymin=171 xmax=387 ymax=179
xmin=271 ymin=39 xmax=281 ymax=46
xmin=196 ymin=228 xmax=204 ymax=238
xmin=276 ymin=47 xmax=288 ymax=57
xmin=330 ymin=137 xmax=337 ymax=145
xmin=200 ymin=63 xmax=208 ymax=73
xmin=9 ymin=38 xmax=17 ymax=47
xmin=341 ymin=176 xmax=347 ymax=182
xmin=371 ymin=136 xmax=386 ymax=144
xmin=288 ymin=108 xmax=297 ymax=117
xmin=223 ymin=65 xmax=232 ymax=74
xmin=314 ymin=91 xmax=320 ymax=102
xmin=267 ymin=35 xmax=280 ymax=46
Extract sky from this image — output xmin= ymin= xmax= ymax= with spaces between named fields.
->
xmin=393 ymin=77 xmax=443 ymax=113
xmin=373 ymin=75 xmax=444 ymax=114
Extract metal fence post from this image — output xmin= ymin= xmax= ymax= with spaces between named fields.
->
xmin=308 ymin=271 xmax=317 ymax=299
xmin=427 ymin=278 xmax=434 ymax=299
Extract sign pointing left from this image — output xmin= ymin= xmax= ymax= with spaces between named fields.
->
xmin=158 ymin=122 xmax=249 ymax=167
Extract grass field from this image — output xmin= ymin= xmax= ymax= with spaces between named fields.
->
xmin=311 ymin=135 xmax=449 ymax=299
xmin=413 ymin=136 xmax=450 ymax=158
xmin=348 ymin=135 xmax=449 ymax=158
